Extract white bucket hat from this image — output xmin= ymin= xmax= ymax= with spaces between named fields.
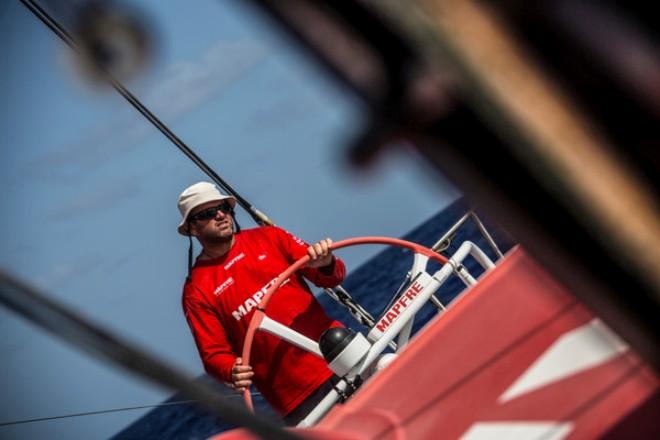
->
xmin=177 ymin=182 xmax=236 ymax=236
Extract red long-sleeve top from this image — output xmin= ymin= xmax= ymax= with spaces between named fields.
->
xmin=182 ymin=226 xmax=345 ymax=415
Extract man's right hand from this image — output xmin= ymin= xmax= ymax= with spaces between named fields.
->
xmin=229 ymin=357 xmax=253 ymax=393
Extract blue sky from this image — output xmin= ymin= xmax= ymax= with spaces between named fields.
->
xmin=0 ymin=1 xmax=459 ymax=438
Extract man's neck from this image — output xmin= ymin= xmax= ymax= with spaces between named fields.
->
xmin=199 ymin=235 xmax=235 ymax=260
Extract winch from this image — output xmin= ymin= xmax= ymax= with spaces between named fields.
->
xmin=319 ymin=327 xmax=371 ymax=377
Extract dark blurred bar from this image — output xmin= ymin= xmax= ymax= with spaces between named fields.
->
xmin=243 ymin=0 xmax=660 ymax=369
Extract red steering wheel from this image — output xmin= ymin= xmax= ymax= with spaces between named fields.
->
xmin=241 ymin=236 xmax=448 ymax=411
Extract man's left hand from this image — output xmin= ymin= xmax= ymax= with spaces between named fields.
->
xmin=307 ymin=238 xmax=335 ymax=269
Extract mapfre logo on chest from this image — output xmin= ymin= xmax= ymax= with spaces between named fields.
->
xmin=213 ymin=277 xmax=234 ymax=296
xmin=224 ymin=253 xmax=245 ymax=270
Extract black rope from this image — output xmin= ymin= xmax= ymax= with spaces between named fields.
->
xmin=18 ymin=0 xmax=271 ymax=227
xmin=20 ymin=0 xmax=380 ymax=360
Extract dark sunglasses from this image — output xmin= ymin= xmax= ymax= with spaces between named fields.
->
xmin=189 ymin=202 xmax=232 ymax=222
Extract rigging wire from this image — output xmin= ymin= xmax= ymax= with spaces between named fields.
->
xmin=19 ymin=0 xmax=382 ymax=332
xmin=18 ymin=0 xmax=272 ymax=227
xmin=0 ymin=400 xmax=196 ymax=427
xmin=0 ymin=393 xmax=261 ymax=427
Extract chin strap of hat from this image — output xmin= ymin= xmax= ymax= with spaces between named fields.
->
xmin=231 ymin=210 xmax=241 ymax=234
xmin=186 ymin=223 xmax=193 ymax=282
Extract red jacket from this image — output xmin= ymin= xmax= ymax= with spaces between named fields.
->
xmin=182 ymin=226 xmax=346 ymax=415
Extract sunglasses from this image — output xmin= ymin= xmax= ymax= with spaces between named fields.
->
xmin=189 ymin=202 xmax=232 ymax=222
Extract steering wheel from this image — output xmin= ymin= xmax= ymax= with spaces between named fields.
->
xmin=241 ymin=236 xmax=448 ymax=412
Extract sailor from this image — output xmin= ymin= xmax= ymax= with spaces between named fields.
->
xmin=177 ymin=181 xmax=346 ymax=425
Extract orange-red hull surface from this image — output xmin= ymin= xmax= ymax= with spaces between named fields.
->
xmin=214 ymin=248 xmax=659 ymax=439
